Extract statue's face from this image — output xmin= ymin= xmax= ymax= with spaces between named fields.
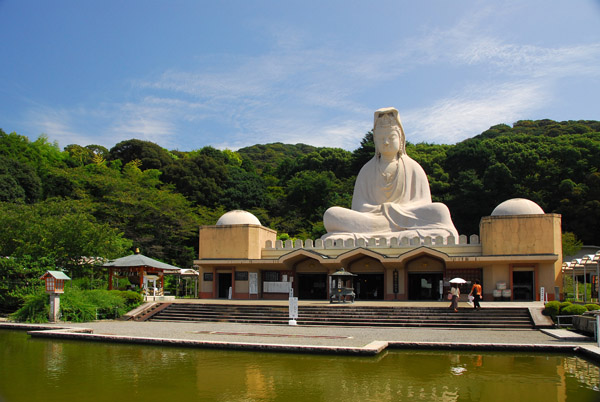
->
xmin=374 ymin=126 xmax=400 ymax=158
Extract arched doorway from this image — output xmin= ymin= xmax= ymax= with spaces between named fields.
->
xmin=295 ymin=259 xmax=328 ymax=300
xmin=348 ymin=257 xmax=385 ymax=300
xmin=406 ymin=256 xmax=445 ymax=301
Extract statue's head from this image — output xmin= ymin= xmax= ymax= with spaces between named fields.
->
xmin=373 ymin=107 xmax=406 ymax=159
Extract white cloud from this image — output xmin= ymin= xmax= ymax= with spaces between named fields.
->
xmin=404 ymin=81 xmax=548 ymax=144
xmin=25 ymin=107 xmax=97 ymax=148
xmin=18 ymin=2 xmax=600 ymax=152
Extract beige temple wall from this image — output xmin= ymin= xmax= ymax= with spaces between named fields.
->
xmin=295 ymin=259 xmax=328 ymax=273
xmin=199 ymin=224 xmax=277 ymax=259
xmin=347 ymin=257 xmax=385 ymax=274
xmin=194 ymin=213 xmax=562 ymax=300
xmin=537 ymin=261 xmax=562 ymax=297
xmin=482 ymin=264 xmax=510 ymax=296
xmin=480 ymin=213 xmax=563 ymax=298
xmin=385 ymin=266 xmax=404 ymax=299
xmin=406 ymin=256 xmax=445 ymax=273
xmin=200 ymin=275 xmax=212 ymax=294
xmin=480 ymin=214 xmax=562 ymax=255
xmin=198 ymin=265 xmax=262 ymax=299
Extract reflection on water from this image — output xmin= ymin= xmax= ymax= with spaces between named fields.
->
xmin=0 ymin=330 xmax=599 ymax=402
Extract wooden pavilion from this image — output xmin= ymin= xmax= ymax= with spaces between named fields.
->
xmin=103 ymin=252 xmax=185 ymax=299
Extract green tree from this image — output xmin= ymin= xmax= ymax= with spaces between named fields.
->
xmin=562 ymin=232 xmax=583 ymax=258
xmin=0 ymin=199 xmax=132 ymax=277
xmin=108 ymin=139 xmax=175 ymax=171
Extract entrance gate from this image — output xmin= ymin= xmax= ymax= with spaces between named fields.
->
xmin=408 ymin=273 xmax=443 ymax=300
xmin=353 ymin=274 xmax=384 ymax=300
xmin=217 ymin=272 xmax=232 ymax=298
xmin=513 ymin=271 xmax=534 ymax=301
xmin=298 ymin=273 xmax=327 ymax=300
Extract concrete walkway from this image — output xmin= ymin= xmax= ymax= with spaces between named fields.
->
xmin=2 ymin=316 xmax=600 ymax=362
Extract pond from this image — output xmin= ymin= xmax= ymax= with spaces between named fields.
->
xmin=0 ymin=330 xmax=599 ymax=402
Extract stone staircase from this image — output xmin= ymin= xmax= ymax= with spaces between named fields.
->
xmin=145 ymin=303 xmax=535 ymax=329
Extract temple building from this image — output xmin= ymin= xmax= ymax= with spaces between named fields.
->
xmin=194 ymin=108 xmax=562 ymax=302
xmin=194 ymin=201 xmax=562 ymax=302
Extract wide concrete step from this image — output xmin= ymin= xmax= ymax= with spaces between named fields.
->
xmin=154 ymin=309 xmax=530 ymax=321
xmin=162 ymin=304 xmax=530 ymax=315
xmin=147 ymin=303 xmax=534 ymax=329
xmin=149 ymin=316 xmax=533 ymax=329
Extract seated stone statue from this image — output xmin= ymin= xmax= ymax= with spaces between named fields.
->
xmin=322 ymin=107 xmax=459 ymax=242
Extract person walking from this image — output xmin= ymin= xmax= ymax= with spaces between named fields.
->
xmin=469 ymin=280 xmax=482 ymax=310
xmin=449 ymin=285 xmax=460 ymax=312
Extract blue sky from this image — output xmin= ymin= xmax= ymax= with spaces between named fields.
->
xmin=1 ymin=1 xmax=599 ymax=152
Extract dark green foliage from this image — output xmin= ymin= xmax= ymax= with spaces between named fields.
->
xmin=108 ymin=139 xmax=175 ymax=171
xmin=117 ymin=290 xmax=144 ymax=308
xmin=584 ymin=304 xmax=600 ymax=311
xmin=60 ymin=288 xmax=99 ymax=322
xmin=543 ymin=301 xmax=561 ymax=321
xmin=559 ymin=301 xmax=573 ymax=312
xmin=221 ymin=166 xmax=267 ymax=210
xmin=10 ymin=287 xmax=143 ymax=323
xmin=562 ymin=232 xmax=583 ymax=258
xmin=0 ymin=199 xmax=132 ymax=275
xmin=0 ymin=256 xmax=53 ymax=314
xmin=161 ymin=152 xmax=227 ymax=207
xmin=561 ymin=304 xmax=587 ymax=316
xmin=238 ymin=143 xmax=317 ymax=174
xmin=351 ymin=131 xmax=374 ymax=174
xmin=0 ymin=156 xmax=42 ymax=203
xmin=9 ymin=290 xmax=49 ymax=323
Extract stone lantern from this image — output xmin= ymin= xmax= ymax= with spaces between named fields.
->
xmin=40 ymin=271 xmax=71 ymax=322
xmin=330 ymin=268 xmax=357 ymax=303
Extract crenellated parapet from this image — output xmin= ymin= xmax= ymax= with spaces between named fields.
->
xmin=265 ymin=234 xmax=479 ymax=251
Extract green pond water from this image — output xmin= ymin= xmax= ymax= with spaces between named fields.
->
xmin=1 ymin=330 xmax=599 ymax=402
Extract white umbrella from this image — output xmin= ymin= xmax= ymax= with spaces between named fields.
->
xmin=449 ymin=278 xmax=467 ymax=284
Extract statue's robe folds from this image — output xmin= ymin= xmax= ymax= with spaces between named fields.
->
xmin=322 ymin=155 xmax=458 ymax=242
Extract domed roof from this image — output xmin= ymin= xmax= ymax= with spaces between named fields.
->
xmin=491 ymin=198 xmax=544 ymax=216
xmin=216 ymin=210 xmax=262 ymax=226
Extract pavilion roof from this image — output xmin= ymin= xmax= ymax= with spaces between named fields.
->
xmin=103 ymin=253 xmax=182 ymax=273
xmin=562 ymin=251 xmax=600 ymax=272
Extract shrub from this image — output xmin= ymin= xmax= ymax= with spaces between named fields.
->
xmin=9 ymin=290 xmax=49 ymax=323
xmin=561 ymin=304 xmax=587 ymax=316
xmin=559 ymin=301 xmax=573 ymax=314
xmin=584 ymin=304 xmax=600 ymax=311
xmin=61 ymin=288 xmax=100 ymax=322
xmin=543 ymin=301 xmax=561 ymax=320
xmin=9 ymin=288 xmax=143 ymax=323
xmin=117 ymin=290 xmax=143 ymax=309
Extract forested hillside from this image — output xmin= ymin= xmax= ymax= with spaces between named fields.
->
xmin=1 ymin=119 xmax=599 ymax=275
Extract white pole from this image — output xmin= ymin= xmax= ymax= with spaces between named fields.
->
xmin=573 ymin=267 xmax=576 ymax=301
xmin=597 ymin=314 xmax=599 ymax=348
xmin=584 ymin=263 xmax=588 ymax=303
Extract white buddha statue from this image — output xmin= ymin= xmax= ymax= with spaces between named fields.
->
xmin=322 ymin=107 xmax=459 ymax=242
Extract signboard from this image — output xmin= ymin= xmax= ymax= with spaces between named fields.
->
xmin=263 ymin=281 xmax=292 ymax=293
xmin=289 ymin=296 xmax=298 ymax=325
xmin=249 ymin=272 xmax=258 ymax=295
xmin=393 ymin=270 xmax=399 ymax=294
xmin=540 ymin=287 xmax=546 ymax=303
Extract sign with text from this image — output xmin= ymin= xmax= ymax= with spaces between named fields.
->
xmin=249 ymin=272 xmax=258 ymax=295
xmin=289 ymin=297 xmax=298 ymax=320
